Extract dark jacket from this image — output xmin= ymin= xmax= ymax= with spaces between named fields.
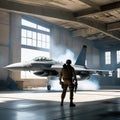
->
xmin=59 ymin=64 xmax=77 ymax=81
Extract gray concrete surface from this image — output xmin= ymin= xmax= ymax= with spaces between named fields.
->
xmin=0 ymin=89 xmax=119 ymax=120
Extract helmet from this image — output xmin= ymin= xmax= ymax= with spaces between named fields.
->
xmin=66 ymin=59 xmax=72 ymax=65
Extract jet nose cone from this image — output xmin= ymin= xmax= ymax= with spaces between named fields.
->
xmin=4 ymin=62 xmax=26 ymax=71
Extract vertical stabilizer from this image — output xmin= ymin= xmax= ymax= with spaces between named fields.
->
xmin=75 ymin=45 xmax=87 ymax=66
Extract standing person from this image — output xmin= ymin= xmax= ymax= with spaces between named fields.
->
xmin=59 ymin=59 xmax=78 ymax=107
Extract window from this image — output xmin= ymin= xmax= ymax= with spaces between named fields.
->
xmin=21 ymin=48 xmax=50 ymax=62
xmin=21 ymin=18 xmax=50 ymax=79
xmin=21 ymin=19 xmax=50 ymax=49
xmin=117 ymin=50 xmax=120 ymax=64
xmin=105 ymin=51 xmax=111 ymax=64
xmin=108 ymin=71 xmax=113 ymax=77
xmin=21 ymin=48 xmax=50 ymax=79
xmin=85 ymin=60 xmax=87 ymax=66
xmin=117 ymin=68 xmax=120 ymax=78
xmin=21 ymin=19 xmax=37 ymax=28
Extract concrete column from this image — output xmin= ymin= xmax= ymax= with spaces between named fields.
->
xmin=0 ymin=11 xmax=9 ymax=80
xmin=9 ymin=13 xmax=21 ymax=80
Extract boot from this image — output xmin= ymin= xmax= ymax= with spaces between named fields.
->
xmin=70 ymin=102 xmax=76 ymax=107
xmin=70 ymin=99 xmax=76 ymax=107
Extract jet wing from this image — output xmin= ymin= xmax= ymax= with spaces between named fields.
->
xmin=51 ymin=64 xmax=63 ymax=72
xmin=74 ymin=66 xmax=114 ymax=76
xmin=52 ymin=64 xmax=114 ymax=77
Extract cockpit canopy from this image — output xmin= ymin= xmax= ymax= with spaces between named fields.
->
xmin=33 ymin=56 xmax=52 ymax=61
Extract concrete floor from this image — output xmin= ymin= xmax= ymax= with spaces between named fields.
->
xmin=0 ymin=89 xmax=120 ymax=120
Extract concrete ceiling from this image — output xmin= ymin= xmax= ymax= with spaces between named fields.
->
xmin=0 ymin=0 xmax=120 ymax=49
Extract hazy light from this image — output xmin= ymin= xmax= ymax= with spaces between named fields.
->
xmin=50 ymin=80 xmax=62 ymax=91
xmin=55 ymin=49 xmax=76 ymax=64
xmin=21 ymin=48 xmax=50 ymax=62
xmin=21 ymin=48 xmax=50 ymax=79
xmin=78 ymin=76 xmax=100 ymax=90
xmin=49 ymin=76 xmax=100 ymax=91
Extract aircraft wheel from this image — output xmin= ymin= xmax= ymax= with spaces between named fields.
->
xmin=47 ymin=85 xmax=51 ymax=91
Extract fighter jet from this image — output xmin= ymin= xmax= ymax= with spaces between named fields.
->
xmin=4 ymin=45 xmax=113 ymax=80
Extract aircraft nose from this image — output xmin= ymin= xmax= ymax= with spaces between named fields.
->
xmin=4 ymin=62 xmax=30 ymax=71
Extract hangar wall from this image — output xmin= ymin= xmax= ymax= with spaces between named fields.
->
xmin=0 ymin=11 xmax=9 ymax=81
xmin=50 ymin=25 xmax=100 ymax=68
xmin=99 ymin=48 xmax=120 ymax=88
xmin=0 ymin=11 xmax=101 ymax=89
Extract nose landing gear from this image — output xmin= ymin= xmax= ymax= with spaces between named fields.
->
xmin=47 ymin=85 xmax=51 ymax=91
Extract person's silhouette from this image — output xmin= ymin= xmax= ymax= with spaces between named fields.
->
xmin=59 ymin=59 xmax=77 ymax=107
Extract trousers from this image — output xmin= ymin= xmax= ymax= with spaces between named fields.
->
xmin=61 ymin=79 xmax=74 ymax=100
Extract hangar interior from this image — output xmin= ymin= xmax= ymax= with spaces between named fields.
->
xmin=0 ymin=0 xmax=120 ymax=90
xmin=0 ymin=1 xmax=120 ymax=120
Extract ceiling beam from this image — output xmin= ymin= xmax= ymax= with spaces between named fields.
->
xmin=107 ymin=21 xmax=120 ymax=31
xmin=78 ymin=0 xmax=100 ymax=10
xmin=0 ymin=1 xmax=75 ymax=21
xmin=72 ymin=28 xmax=99 ymax=37
xmin=101 ymin=1 xmax=120 ymax=11
xmin=78 ymin=18 xmax=120 ymax=40
xmin=0 ymin=1 xmax=120 ymax=41
xmin=74 ymin=1 xmax=120 ymax=18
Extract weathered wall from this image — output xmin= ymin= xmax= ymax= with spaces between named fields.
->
xmin=99 ymin=47 xmax=120 ymax=88
xmin=0 ymin=11 xmax=9 ymax=80
xmin=51 ymin=25 xmax=100 ymax=68
xmin=0 ymin=11 xmax=101 ymax=89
